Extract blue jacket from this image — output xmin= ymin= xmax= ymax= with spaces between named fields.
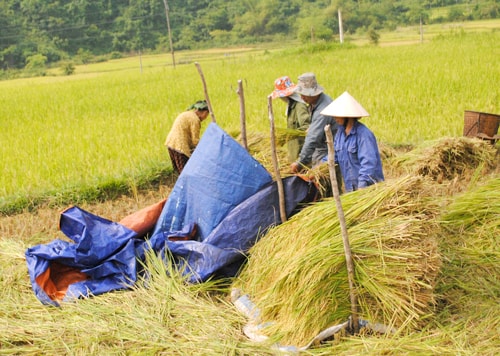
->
xmin=334 ymin=121 xmax=384 ymax=192
xmin=297 ymin=93 xmax=336 ymax=166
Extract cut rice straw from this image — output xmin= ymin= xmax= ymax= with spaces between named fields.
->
xmin=234 ymin=175 xmax=442 ymax=346
xmin=390 ymin=137 xmax=497 ymax=184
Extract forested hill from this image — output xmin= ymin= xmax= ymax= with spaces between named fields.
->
xmin=0 ymin=0 xmax=498 ymax=71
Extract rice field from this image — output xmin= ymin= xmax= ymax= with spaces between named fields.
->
xmin=1 ymin=27 xmax=499 ymax=213
xmin=0 ymin=23 xmax=499 ymax=355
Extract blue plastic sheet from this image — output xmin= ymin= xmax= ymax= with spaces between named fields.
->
xmin=151 ymin=123 xmax=273 ymax=241
xmin=163 ymin=175 xmax=316 ymax=283
xmin=25 ymin=123 xmax=317 ymax=305
xmin=25 ymin=207 xmax=139 ymax=306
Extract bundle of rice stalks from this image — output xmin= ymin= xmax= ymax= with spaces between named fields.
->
xmin=234 ymin=175 xmax=442 ymax=346
xmin=389 ymin=137 xmax=497 ymax=184
xmin=244 ymin=131 xmax=333 ymax=197
xmin=274 ymin=127 xmax=306 ymax=146
xmin=377 ymin=141 xmax=401 ymax=160
xmin=437 ymin=177 xmax=500 ymax=312
xmin=305 ymin=162 xmax=343 ymax=198
xmin=441 ymin=176 xmax=500 ymax=233
xmin=243 ymin=132 xmax=290 ymax=177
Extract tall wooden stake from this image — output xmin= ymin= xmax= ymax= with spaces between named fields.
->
xmin=139 ymin=49 xmax=143 ymax=73
xmin=420 ymin=16 xmax=424 ymax=44
xmin=268 ymin=95 xmax=287 ymax=223
xmin=324 ymin=124 xmax=358 ymax=334
xmin=237 ymin=80 xmax=248 ymax=151
xmin=338 ymin=9 xmax=344 ymax=44
xmin=194 ymin=62 xmax=216 ymax=123
xmin=162 ymin=0 xmax=176 ymax=68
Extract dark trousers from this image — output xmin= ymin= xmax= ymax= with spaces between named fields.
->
xmin=168 ymin=147 xmax=189 ymax=174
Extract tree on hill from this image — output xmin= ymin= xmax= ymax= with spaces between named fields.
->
xmin=0 ymin=0 xmax=498 ymax=73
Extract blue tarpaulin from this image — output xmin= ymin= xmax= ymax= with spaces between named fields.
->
xmin=25 ymin=207 xmax=140 ymax=306
xmin=25 ymin=123 xmax=317 ymax=305
xmin=149 ymin=122 xmax=273 ymax=244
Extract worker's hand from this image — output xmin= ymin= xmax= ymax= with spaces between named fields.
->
xmin=290 ymin=162 xmax=301 ymax=174
xmin=358 ymin=180 xmax=370 ymax=189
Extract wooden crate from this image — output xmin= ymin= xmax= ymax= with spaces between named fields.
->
xmin=463 ymin=110 xmax=500 ymax=142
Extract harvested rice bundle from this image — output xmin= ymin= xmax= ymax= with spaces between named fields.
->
xmin=390 ymin=137 xmax=497 ymax=183
xmin=244 ymin=132 xmax=289 ymax=176
xmin=377 ymin=141 xmax=400 ymax=160
xmin=245 ymin=132 xmax=337 ymax=196
xmin=441 ymin=176 xmax=500 ymax=232
xmin=275 ymin=127 xmax=306 ymax=147
xmin=234 ymin=175 xmax=442 ymax=346
xmin=244 ymin=132 xmax=332 ymax=194
xmin=438 ymin=177 xmax=500 ymax=314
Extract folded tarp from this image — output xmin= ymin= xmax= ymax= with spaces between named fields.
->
xmin=25 ymin=206 xmax=141 ymax=306
xmin=25 ymin=123 xmax=316 ymax=305
xmin=163 ymin=175 xmax=317 ymax=283
xmin=150 ymin=122 xmax=273 ymax=243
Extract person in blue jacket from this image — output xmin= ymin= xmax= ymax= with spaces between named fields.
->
xmin=320 ymin=91 xmax=384 ymax=192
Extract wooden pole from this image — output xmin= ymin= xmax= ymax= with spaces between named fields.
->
xmin=324 ymin=124 xmax=358 ymax=334
xmin=194 ymin=62 xmax=216 ymax=123
xmin=162 ymin=0 xmax=176 ymax=68
xmin=139 ymin=50 xmax=143 ymax=73
xmin=237 ymin=80 xmax=248 ymax=151
xmin=420 ymin=16 xmax=424 ymax=44
xmin=338 ymin=9 xmax=344 ymax=44
xmin=268 ymin=95 xmax=287 ymax=223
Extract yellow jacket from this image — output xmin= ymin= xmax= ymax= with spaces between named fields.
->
xmin=164 ymin=111 xmax=201 ymax=157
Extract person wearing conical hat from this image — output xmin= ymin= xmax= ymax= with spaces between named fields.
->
xmin=289 ymin=72 xmax=338 ymax=173
xmin=165 ymin=100 xmax=210 ymax=174
xmin=271 ymin=76 xmax=311 ymax=163
xmin=320 ymin=91 xmax=384 ymax=192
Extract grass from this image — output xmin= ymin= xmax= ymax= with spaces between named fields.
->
xmin=1 ymin=26 xmax=499 ymax=213
xmin=2 ymin=34 xmax=498 ymax=212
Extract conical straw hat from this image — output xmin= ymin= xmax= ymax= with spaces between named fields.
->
xmin=320 ymin=91 xmax=370 ymax=118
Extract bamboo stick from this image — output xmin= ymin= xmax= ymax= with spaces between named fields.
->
xmin=237 ymin=80 xmax=248 ymax=151
xmin=268 ymin=95 xmax=287 ymax=223
xmin=324 ymin=124 xmax=358 ymax=333
xmin=162 ymin=0 xmax=176 ymax=68
xmin=194 ymin=62 xmax=216 ymax=123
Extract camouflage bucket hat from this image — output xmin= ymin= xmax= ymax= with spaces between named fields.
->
xmin=293 ymin=72 xmax=324 ymax=97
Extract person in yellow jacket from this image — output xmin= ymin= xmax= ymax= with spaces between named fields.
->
xmin=165 ymin=100 xmax=210 ymax=173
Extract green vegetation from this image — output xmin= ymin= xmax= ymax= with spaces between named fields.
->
xmin=1 ymin=29 xmax=499 ymax=213
xmin=1 ymin=0 xmax=499 ymax=77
